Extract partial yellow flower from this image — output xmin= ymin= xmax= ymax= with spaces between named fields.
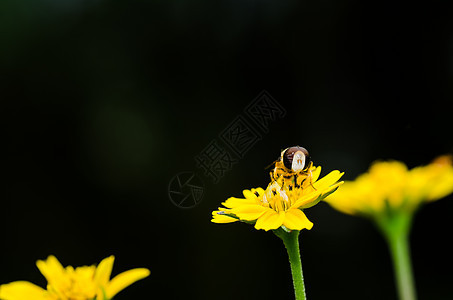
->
xmin=326 ymin=155 xmax=453 ymax=217
xmin=0 ymin=255 xmax=150 ymax=300
xmin=212 ymin=166 xmax=344 ymax=231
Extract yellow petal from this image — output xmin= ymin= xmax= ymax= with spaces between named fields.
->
xmin=231 ymin=204 xmax=269 ymax=221
xmin=301 ymin=181 xmax=344 ymax=209
xmin=292 ymin=191 xmax=322 ymax=209
xmin=211 ymin=212 xmax=238 ymax=223
xmin=94 ymin=256 xmax=115 ymax=287
xmin=0 ymin=281 xmax=47 ymax=300
xmin=427 ymin=170 xmax=453 ymax=201
xmin=243 ymin=190 xmax=255 ymax=200
xmin=36 ymin=255 xmax=65 ymax=283
xmin=313 ymin=170 xmax=344 ymax=190
xmin=212 ymin=208 xmax=227 ymax=216
xmin=222 ymin=197 xmax=254 ymax=208
xmin=106 ymin=268 xmax=150 ymax=298
xmin=254 ymin=210 xmax=285 ymax=231
xmin=254 ymin=187 xmax=266 ymax=195
xmin=311 ymin=166 xmax=321 ymax=182
xmin=326 ymin=180 xmax=373 ymax=215
xmin=282 ymin=209 xmax=313 ymax=230
xmin=243 ymin=188 xmax=264 ymax=200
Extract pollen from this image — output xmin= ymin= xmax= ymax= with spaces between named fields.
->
xmin=259 ymin=182 xmax=293 ymax=212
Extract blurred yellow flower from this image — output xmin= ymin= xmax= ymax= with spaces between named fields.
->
xmin=0 ymin=255 xmax=150 ymax=300
xmin=212 ymin=166 xmax=343 ymax=231
xmin=326 ymin=155 xmax=453 ymax=217
xmin=326 ymin=156 xmax=453 ymax=300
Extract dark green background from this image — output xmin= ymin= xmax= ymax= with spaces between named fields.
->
xmin=2 ymin=0 xmax=452 ymax=299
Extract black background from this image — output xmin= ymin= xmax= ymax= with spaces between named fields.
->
xmin=1 ymin=0 xmax=453 ymax=299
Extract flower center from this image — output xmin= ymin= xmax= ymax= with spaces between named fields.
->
xmin=260 ymin=182 xmax=293 ymax=212
xmin=46 ymin=266 xmax=98 ymax=300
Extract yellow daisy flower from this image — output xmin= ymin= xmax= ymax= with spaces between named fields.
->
xmin=0 ymin=255 xmax=150 ymax=300
xmin=325 ymin=155 xmax=453 ymax=300
xmin=212 ymin=146 xmax=344 ymax=300
xmin=326 ymin=155 xmax=453 ymax=217
xmin=212 ymin=166 xmax=344 ymax=231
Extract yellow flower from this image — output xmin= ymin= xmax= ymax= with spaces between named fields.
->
xmin=0 ymin=255 xmax=150 ymax=300
xmin=326 ymin=155 xmax=453 ymax=217
xmin=212 ymin=166 xmax=344 ymax=231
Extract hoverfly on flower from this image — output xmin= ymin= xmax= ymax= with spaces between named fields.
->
xmin=211 ymin=145 xmax=344 ymax=300
xmin=212 ymin=145 xmax=343 ymax=231
xmin=270 ymin=146 xmax=316 ymax=190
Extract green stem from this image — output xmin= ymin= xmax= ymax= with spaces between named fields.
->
xmin=274 ymin=229 xmax=306 ymax=300
xmin=377 ymin=212 xmax=417 ymax=300
xmin=388 ymin=230 xmax=416 ymax=300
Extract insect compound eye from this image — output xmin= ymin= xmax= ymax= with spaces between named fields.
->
xmin=303 ymin=153 xmax=312 ymax=170
xmin=282 ymin=146 xmax=310 ymax=172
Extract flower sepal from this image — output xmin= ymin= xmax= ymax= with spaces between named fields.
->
xmin=375 ymin=208 xmax=413 ymax=243
xmin=215 ymin=210 xmax=239 ymax=220
xmin=274 ymin=225 xmax=292 ymax=234
xmin=99 ymin=287 xmax=110 ymax=300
